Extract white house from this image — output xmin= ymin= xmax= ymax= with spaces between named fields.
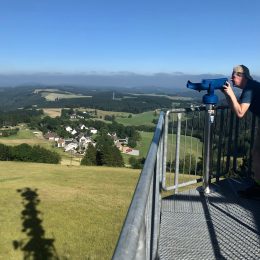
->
xmin=65 ymin=142 xmax=78 ymax=152
xmin=65 ymin=126 xmax=73 ymax=132
xmin=57 ymin=138 xmax=65 ymax=148
xmin=80 ymin=124 xmax=88 ymax=130
xmin=70 ymin=114 xmax=77 ymax=119
xmin=90 ymin=128 xmax=97 ymax=134
xmin=71 ymin=129 xmax=77 ymax=135
xmin=79 ymin=135 xmax=87 ymax=143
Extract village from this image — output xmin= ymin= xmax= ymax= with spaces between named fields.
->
xmin=43 ymin=122 xmax=140 ymax=157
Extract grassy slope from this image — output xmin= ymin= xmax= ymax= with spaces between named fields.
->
xmin=0 ymin=127 xmax=82 ymax=165
xmin=0 ymin=162 xmax=140 ymax=260
xmin=116 ymin=111 xmax=158 ymax=126
xmin=134 ymin=131 xmax=202 ymax=158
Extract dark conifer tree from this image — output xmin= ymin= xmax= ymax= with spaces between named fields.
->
xmin=81 ymin=143 xmax=97 ymax=166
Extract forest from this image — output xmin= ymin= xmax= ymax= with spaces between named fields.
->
xmin=0 ymin=85 xmax=195 ymax=112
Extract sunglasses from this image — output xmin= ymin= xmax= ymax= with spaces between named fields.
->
xmin=232 ymin=72 xmax=244 ymax=77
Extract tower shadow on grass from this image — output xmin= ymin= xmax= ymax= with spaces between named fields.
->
xmin=13 ymin=187 xmax=59 ymax=260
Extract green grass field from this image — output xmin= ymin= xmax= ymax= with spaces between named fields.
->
xmin=0 ymin=162 xmax=140 ymax=260
xmin=166 ymin=133 xmax=203 ymax=161
xmin=134 ymin=131 xmax=202 ymax=159
xmin=123 ymin=131 xmax=202 ymax=169
xmin=116 ymin=111 xmax=158 ymax=126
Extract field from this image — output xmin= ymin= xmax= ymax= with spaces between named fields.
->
xmin=133 ymin=131 xmax=202 ymax=159
xmin=77 ymin=108 xmax=158 ymax=127
xmin=43 ymin=108 xmax=62 ymax=118
xmin=0 ymin=162 xmax=140 ymax=260
xmin=116 ymin=111 xmax=158 ymax=126
xmin=34 ymin=89 xmax=92 ymax=101
xmin=127 ymin=93 xmax=193 ymax=101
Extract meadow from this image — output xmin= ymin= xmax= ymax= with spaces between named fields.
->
xmin=116 ymin=111 xmax=158 ymax=126
xmin=134 ymin=131 xmax=202 ymax=159
xmin=0 ymin=162 xmax=140 ymax=260
xmin=35 ymin=89 xmax=92 ymax=101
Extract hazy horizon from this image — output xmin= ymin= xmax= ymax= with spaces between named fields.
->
xmin=1 ymin=71 xmax=260 ymax=90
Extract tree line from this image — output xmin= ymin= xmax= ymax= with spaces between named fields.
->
xmin=0 ymin=109 xmax=43 ymax=127
xmin=0 ymin=143 xmax=61 ymax=164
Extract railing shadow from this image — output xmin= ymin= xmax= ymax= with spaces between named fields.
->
xmin=13 ymin=187 xmax=59 ymax=260
xmin=162 ymin=178 xmax=260 ymax=259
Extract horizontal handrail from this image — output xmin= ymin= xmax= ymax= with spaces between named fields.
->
xmin=112 ymin=112 xmax=164 ymax=260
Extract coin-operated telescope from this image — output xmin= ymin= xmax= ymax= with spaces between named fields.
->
xmin=186 ymin=77 xmax=228 ymax=194
xmin=187 ymin=78 xmax=228 ymax=104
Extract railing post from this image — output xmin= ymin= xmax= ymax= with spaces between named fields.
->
xmin=249 ymin=115 xmax=256 ymax=176
xmin=203 ymin=104 xmax=214 ymax=193
xmin=226 ymin=111 xmax=234 ymax=174
xmin=216 ymin=108 xmax=224 ymax=182
xmin=162 ymin=111 xmax=169 ymax=190
xmin=174 ymin=113 xmax=182 ymax=194
xmin=233 ymin=116 xmax=240 ymax=172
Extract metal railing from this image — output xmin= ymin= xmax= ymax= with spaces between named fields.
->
xmin=162 ymin=105 xmax=257 ymax=193
xmin=113 ymin=106 xmax=257 ymax=259
xmin=112 ymin=112 xmax=165 ymax=260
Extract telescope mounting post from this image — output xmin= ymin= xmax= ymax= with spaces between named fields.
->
xmin=186 ymin=78 xmax=228 ymax=194
xmin=203 ymin=103 xmax=215 ymax=193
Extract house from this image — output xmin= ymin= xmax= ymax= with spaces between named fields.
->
xmin=64 ymin=138 xmax=74 ymax=145
xmin=65 ymin=126 xmax=73 ymax=132
xmin=71 ymin=129 xmax=77 ymax=135
xmin=117 ymin=137 xmax=129 ymax=145
xmin=70 ymin=114 xmax=77 ymax=119
xmin=44 ymin=132 xmax=59 ymax=141
xmin=57 ymin=138 xmax=65 ymax=148
xmin=78 ymin=135 xmax=88 ymax=144
xmin=64 ymin=142 xmax=78 ymax=152
xmin=90 ymin=127 xmax=97 ymax=134
xmin=114 ymin=137 xmax=129 ymax=147
xmin=80 ymin=124 xmax=88 ymax=130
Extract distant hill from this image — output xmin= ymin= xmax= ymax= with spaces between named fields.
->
xmin=0 ymin=85 xmax=197 ymax=112
xmin=0 ymin=72 xmax=240 ymax=90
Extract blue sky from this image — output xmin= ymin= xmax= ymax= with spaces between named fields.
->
xmin=1 ymin=0 xmax=260 ymax=76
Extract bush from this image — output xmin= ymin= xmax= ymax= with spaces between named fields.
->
xmin=129 ymin=157 xmax=145 ymax=169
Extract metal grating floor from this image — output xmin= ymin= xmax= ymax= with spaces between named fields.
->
xmin=158 ymin=178 xmax=260 ymax=260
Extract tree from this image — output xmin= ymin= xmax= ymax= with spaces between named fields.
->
xmin=95 ymin=133 xmax=124 ymax=167
xmin=81 ymin=144 xmax=97 ymax=166
xmin=10 ymin=143 xmax=32 ymax=162
xmin=0 ymin=144 xmax=10 ymax=161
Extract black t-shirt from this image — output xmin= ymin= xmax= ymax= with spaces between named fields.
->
xmin=240 ymin=79 xmax=260 ymax=117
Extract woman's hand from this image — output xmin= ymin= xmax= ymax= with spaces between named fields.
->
xmin=222 ymin=81 xmax=234 ymax=97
